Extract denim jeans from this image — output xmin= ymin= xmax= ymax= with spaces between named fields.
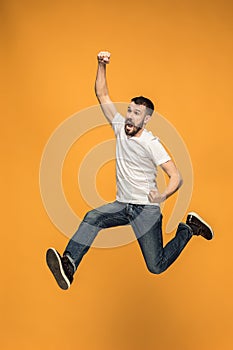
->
xmin=64 ymin=201 xmax=193 ymax=274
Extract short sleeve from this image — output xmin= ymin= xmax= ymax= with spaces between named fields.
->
xmin=148 ymin=138 xmax=171 ymax=166
xmin=111 ymin=113 xmax=125 ymax=135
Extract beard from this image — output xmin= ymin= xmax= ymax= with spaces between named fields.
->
xmin=124 ymin=118 xmax=144 ymax=137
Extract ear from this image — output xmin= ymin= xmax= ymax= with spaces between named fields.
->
xmin=144 ymin=114 xmax=152 ymax=125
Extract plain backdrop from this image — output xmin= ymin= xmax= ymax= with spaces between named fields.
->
xmin=1 ymin=1 xmax=232 ymax=349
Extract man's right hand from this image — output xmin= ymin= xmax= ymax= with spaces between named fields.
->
xmin=97 ymin=51 xmax=111 ymax=64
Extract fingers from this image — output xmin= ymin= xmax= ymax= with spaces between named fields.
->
xmin=148 ymin=189 xmax=162 ymax=203
xmin=149 ymin=189 xmax=158 ymax=197
xmin=97 ymin=51 xmax=111 ymax=64
xmin=148 ymin=189 xmax=157 ymax=202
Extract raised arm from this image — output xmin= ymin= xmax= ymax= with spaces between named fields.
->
xmin=95 ymin=51 xmax=117 ymax=123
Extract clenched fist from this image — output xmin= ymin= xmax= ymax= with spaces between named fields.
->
xmin=97 ymin=51 xmax=111 ymax=64
xmin=148 ymin=189 xmax=166 ymax=203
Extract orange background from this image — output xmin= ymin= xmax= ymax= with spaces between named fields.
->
xmin=1 ymin=0 xmax=233 ymax=349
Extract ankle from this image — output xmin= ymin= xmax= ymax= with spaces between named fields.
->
xmin=63 ymin=254 xmax=76 ymax=273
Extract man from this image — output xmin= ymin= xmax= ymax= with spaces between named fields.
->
xmin=46 ymin=51 xmax=213 ymax=290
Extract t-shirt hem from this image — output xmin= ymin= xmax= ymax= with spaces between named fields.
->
xmin=116 ymin=197 xmax=160 ymax=206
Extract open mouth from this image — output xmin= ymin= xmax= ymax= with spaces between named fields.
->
xmin=125 ymin=119 xmax=135 ymax=128
xmin=125 ymin=123 xmax=134 ymax=133
xmin=124 ymin=119 xmax=142 ymax=136
xmin=126 ymin=123 xmax=134 ymax=127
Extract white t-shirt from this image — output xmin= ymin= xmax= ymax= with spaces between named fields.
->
xmin=112 ymin=113 xmax=171 ymax=205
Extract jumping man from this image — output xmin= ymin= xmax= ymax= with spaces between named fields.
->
xmin=46 ymin=51 xmax=214 ymax=290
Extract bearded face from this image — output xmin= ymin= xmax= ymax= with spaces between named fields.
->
xmin=124 ymin=102 xmax=149 ymax=137
xmin=124 ymin=117 xmax=145 ymax=136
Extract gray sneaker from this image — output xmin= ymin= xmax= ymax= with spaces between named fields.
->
xmin=46 ymin=248 xmax=74 ymax=290
xmin=186 ymin=212 xmax=214 ymax=240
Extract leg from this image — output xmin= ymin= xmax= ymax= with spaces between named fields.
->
xmin=130 ymin=205 xmax=193 ymax=274
xmin=64 ymin=201 xmax=130 ymax=270
xmin=47 ymin=201 xmax=130 ymax=289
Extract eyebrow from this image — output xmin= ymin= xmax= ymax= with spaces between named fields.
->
xmin=128 ymin=106 xmax=142 ymax=113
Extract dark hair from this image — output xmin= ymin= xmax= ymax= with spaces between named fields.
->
xmin=131 ymin=96 xmax=154 ymax=116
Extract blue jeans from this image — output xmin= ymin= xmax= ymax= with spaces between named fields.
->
xmin=64 ymin=201 xmax=193 ymax=274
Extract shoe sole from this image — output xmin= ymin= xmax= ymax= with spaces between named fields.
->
xmin=46 ymin=248 xmax=71 ymax=290
xmin=187 ymin=212 xmax=214 ymax=239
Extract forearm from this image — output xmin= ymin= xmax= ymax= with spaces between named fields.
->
xmin=95 ymin=63 xmax=109 ymax=99
xmin=94 ymin=51 xmax=116 ymax=123
xmin=149 ymin=170 xmax=183 ymax=203
xmin=161 ymin=172 xmax=183 ymax=201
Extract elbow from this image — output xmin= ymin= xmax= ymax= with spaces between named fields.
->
xmin=95 ymin=84 xmax=107 ymax=100
xmin=95 ymin=91 xmax=109 ymax=104
xmin=95 ymin=90 xmax=103 ymax=103
xmin=178 ymin=172 xmax=183 ymax=188
xmin=95 ymin=86 xmax=100 ymax=99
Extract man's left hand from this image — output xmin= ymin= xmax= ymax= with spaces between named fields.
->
xmin=148 ymin=189 xmax=166 ymax=203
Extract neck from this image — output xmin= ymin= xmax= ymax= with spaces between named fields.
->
xmin=134 ymin=128 xmax=144 ymax=137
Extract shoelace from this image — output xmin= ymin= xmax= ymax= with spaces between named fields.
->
xmin=188 ymin=217 xmax=202 ymax=235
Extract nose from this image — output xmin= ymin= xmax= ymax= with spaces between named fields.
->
xmin=127 ymin=112 xmax=134 ymax=122
xmin=126 ymin=117 xmax=134 ymax=126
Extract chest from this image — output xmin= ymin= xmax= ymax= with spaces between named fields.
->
xmin=116 ymin=133 xmax=153 ymax=167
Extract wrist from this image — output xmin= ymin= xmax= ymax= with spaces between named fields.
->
xmin=97 ymin=62 xmax=107 ymax=72
xmin=161 ymin=193 xmax=167 ymax=202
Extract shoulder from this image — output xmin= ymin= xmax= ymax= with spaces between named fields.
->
xmin=143 ymin=131 xmax=171 ymax=165
xmin=112 ymin=112 xmax=125 ymax=123
xmin=141 ymin=129 xmax=159 ymax=144
xmin=112 ymin=113 xmax=125 ymax=134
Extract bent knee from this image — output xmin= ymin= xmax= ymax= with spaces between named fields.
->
xmin=83 ymin=209 xmax=102 ymax=226
xmin=147 ymin=263 xmax=167 ymax=275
